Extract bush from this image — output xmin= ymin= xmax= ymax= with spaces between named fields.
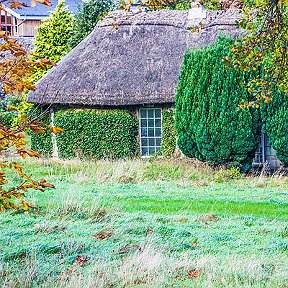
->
xmin=69 ymin=0 xmax=114 ymax=49
xmin=0 ymin=106 xmax=18 ymax=128
xmin=213 ymin=167 xmax=243 ymax=183
xmin=54 ymin=109 xmax=138 ymax=159
xmin=176 ymin=37 xmax=261 ymax=171
xmin=161 ymin=109 xmax=176 ymax=157
xmin=261 ymin=90 xmax=288 ymax=165
xmin=30 ymin=1 xmax=73 ymax=83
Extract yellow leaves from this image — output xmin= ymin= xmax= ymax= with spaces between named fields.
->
xmin=0 ymin=36 xmax=56 ymax=94
xmin=49 ymin=126 xmax=64 ymax=134
xmin=40 ymin=179 xmax=55 ymax=189
xmin=29 ymin=123 xmax=46 ymax=134
xmin=20 ymin=201 xmax=35 ymax=211
xmin=0 ymin=0 xmax=58 ymax=214
xmin=36 ymin=0 xmax=52 ymax=6
xmin=17 ymin=148 xmax=40 ymax=158
xmin=31 ymin=0 xmax=52 ymax=7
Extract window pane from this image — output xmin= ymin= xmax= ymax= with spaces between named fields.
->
xmin=141 ymin=138 xmax=148 ymax=146
xmin=148 ymin=119 xmax=154 ymax=127
xmin=155 ymin=118 xmax=161 ymax=128
xmin=148 ymin=138 xmax=154 ymax=146
xmin=155 ymin=138 xmax=161 ymax=146
xmin=155 ymin=109 xmax=161 ymax=118
xmin=148 ymin=128 xmax=154 ymax=137
xmin=141 ymin=128 xmax=147 ymax=137
xmin=140 ymin=109 xmax=147 ymax=118
xmin=141 ymin=119 xmax=147 ymax=127
xmin=148 ymin=110 xmax=154 ymax=118
xmin=155 ymin=146 xmax=161 ymax=153
xmin=142 ymin=147 xmax=148 ymax=156
xmin=149 ymin=147 xmax=156 ymax=155
xmin=155 ymin=128 xmax=161 ymax=137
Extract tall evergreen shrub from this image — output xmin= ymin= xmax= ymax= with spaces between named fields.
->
xmin=261 ymin=91 xmax=288 ymax=165
xmin=31 ymin=1 xmax=73 ymax=83
xmin=69 ymin=0 xmax=114 ymax=49
xmin=176 ymin=37 xmax=261 ymax=170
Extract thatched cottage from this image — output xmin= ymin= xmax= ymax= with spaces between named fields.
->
xmin=27 ymin=9 xmax=280 ymax=168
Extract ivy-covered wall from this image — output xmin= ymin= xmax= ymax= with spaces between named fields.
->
xmin=30 ymin=108 xmax=53 ymax=158
xmin=31 ymin=108 xmax=139 ymax=160
xmin=161 ymin=109 xmax=176 ymax=157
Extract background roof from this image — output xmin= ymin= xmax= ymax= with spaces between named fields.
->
xmin=8 ymin=0 xmax=82 ymax=17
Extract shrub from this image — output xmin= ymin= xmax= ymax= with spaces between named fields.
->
xmin=0 ymin=106 xmax=17 ymax=128
xmin=176 ymin=37 xmax=261 ymax=171
xmin=213 ymin=166 xmax=243 ymax=183
xmin=30 ymin=1 xmax=73 ymax=83
xmin=261 ymin=90 xmax=288 ymax=165
xmin=69 ymin=0 xmax=114 ymax=49
xmin=161 ymin=109 xmax=176 ymax=157
xmin=54 ymin=109 xmax=138 ymax=159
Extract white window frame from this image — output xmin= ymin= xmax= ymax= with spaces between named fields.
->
xmin=139 ymin=108 xmax=162 ymax=157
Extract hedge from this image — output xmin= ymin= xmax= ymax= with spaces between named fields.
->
xmin=54 ymin=109 xmax=138 ymax=159
xmin=175 ymin=37 xmax=261 ymax=171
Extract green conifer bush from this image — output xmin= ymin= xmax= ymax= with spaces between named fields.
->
xmin=261 ymin=91 xmax=288 ymax=165
xmin=31 ymin=1 xmax=74 ymax=83
xmin=69 ymin=0 xmax=114 ymax=49
xmin=176 ymin=38 xmax=261 ymax=171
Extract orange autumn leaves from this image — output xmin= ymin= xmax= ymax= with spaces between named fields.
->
xmin=0 ymin=117 xmax=63 ymax=212
xmin=0 ymin=0 xmax=64 ymax=212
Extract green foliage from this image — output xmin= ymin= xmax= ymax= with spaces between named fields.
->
xmin=213 ymin=167 xmax=243 ymax=183
xmin=30 ymin=108 xmax=53 ymax=157
xmin=54 ymin=109 xmax=138 ymax=159
xmin=261 ymin=91 xmax=288 ymax=166
xmin=69 ymin=0 xmax=114 ymax=49
xmin=30 ymin=1 xmax=74 ymax=83
xmin=229 ymin=0 xmax=288 ymax=105
xmin=161 ymin=109 xmax=176 ymax=157
xmin=176 ymin=37 xmax=261 ymax=171
xmin=0 ymin=106 xmax=17 ymax=128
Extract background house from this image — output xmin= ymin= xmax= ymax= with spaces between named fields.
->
xmin=0 ymin=0 xmax=82 ymax=37
xmin=27 ymin=9 xmax=281 ymax=168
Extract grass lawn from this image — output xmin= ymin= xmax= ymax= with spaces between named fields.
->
xmin=0 ymin=159 xmax=287 ymax=287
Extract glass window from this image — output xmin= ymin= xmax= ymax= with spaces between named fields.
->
xmin=139 ymin=108 xmax=162 ymax=157
xmin=140 ymin=109 xmax=147 ymax=118
xmin=148 ymin=110 xmax=154 ymax=118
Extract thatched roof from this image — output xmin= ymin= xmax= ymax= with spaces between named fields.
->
xmin=27 ymin=9 xmax=241 ymax=107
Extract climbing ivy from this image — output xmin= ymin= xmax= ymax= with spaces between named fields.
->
xmin=30 ymin=107 xmax=53 ymax=158
xmin=54 ymin=109 xmax=138 ymax=159
xmin=161 ymin=109 xmax=176 ymax=158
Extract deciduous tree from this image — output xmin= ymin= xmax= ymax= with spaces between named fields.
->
xmin=0 ymin=0 xmax=63 ymax=212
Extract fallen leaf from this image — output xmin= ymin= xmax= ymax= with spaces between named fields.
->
xmin=187 ymin=268 xmax=202 ymax=279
